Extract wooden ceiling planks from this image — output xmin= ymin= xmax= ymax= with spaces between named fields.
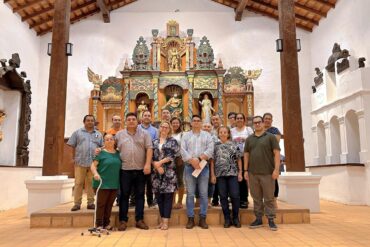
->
xmin=212 ymin=0 xmax=336 ymax=32
xmin=4 ymin=0 xmax=335 ymax=35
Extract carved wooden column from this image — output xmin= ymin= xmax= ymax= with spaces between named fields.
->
xmin=216 ymin=69 xmax=226 ymax=119
xmin=152 ymin=72 xmax=160 ymax=121
xmin=42 ymin=0 xmax=71 ymax=176
xmin=278 ymin=0 xmax=305 ymax=171
xmin=186 ymin=72 xmax=195 ymax=119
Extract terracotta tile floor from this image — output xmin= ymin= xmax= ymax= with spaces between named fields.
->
xmin=1 ymin=200 xmax=370 ymax=247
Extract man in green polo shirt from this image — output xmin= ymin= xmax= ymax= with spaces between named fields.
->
xmin=243 ymin=116 xmax=281 ymax=231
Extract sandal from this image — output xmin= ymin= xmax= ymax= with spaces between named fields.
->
xmin=161 ymin=218 xmax=169 ymax=230
xmin=157 ymin=218 xmax=163 ymax=229
xmin=173 ymin=203 xmax=183 ymax=209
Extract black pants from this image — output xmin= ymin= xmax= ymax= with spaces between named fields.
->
xmin=218 ymin=176 xmax=240 ymax=220
xmin=274 ymin=179 xmax=279 ymax=197
xmin=94 ymin=189 xmax=117 ymax=227
xmin=129 ymin=175 xmax=154 ymax=206
xmin=145 ymin=174 xmax=154 ymax=205
xmin=212 ymin=183 xmax=220 ymax=205
xmin=119 ymin=170 xmax=145 ymax=222
xmin=156 ymin=192 xmax=174 ymax=218
xmin=240 ymin=159 xmax=249 ymax=203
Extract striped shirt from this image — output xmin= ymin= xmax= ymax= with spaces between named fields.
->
xmin=181 ymin=130 xmax=214 ymax=162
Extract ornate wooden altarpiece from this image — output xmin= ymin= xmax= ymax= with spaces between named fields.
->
xmin=88 ymin=20 xmax=261 ymax=129
xmin=0 ymin=54 xmax=32 ymax=166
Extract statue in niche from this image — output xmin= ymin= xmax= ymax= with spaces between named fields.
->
xmin=314 ymin=67 xmax=323 ymax=87
xmin=326 ymin=43 xmax=350 ymax=73
xmin=359 ymin=57 xmax=366 ymax=68
xmin=137 ymin=100 xmax=148 ymax=121
xmin=199 ymin=94 xmax=215 ymax=124
xmin=0 ymin=111 xmax=5 ymax=142
xmin=162 ymin=93 xmax=182 ymax=117
xmin=168 ymin=48 xmax=180 ymax=71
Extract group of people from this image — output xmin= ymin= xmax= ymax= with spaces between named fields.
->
xmin=67 ymin=108 xmax=282 ymax=231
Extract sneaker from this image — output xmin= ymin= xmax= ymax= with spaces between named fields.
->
xmin=249 ymin=217 xmax=263 ymax=229
xmin=148 ymin=203 xmax=158 ymax=209
xmin=136 ymin=220 xmax=149 ymax=230
xmin=87 ymin=204 xmax=95 ymax=210
xmin=224 ymin=218 xmax=232 ymax=228
xmin=71 ymin=204 xmax=80 ymax=211
xmin=186 ymin=217 xmax=195 ymax=229
xmin=211 ymin=202 xmax=220 ymax=207
xmin=268 ymin=218 xmax=278 ymax=231
xmin=233 ymin=218 xmax=241 ymax=228
xmin=198 ymin=217 xmax=209 ymax=229
xmin=240 ymin=201 xmax=248 ymax=209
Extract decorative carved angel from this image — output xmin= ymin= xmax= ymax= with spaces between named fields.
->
xmin=87 ymin=67 xmax=103 ymax=91
xmin=245 ymin=69 xmax=262 ymax=83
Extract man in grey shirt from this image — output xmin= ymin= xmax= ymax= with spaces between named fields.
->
xmin=181 ymin=115 xmax=214 ymax=229
xmin=67 ymin=115 xmax=103 ymax=211
xmin=116 ymin=112 xmax=153 ymax=231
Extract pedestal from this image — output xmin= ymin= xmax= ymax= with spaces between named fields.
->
xmin=25 ymin=175 xmax=74 ymax=216
xmin=279 ymin=172 xmax=322 ymax=213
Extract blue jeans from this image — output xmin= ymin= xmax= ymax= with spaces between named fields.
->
xmin=184 ymin=164 xmax=209 ymax=218
xmin=217 ymin=176 xmax=240 ymax=220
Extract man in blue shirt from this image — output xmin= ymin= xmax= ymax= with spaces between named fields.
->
xmin=67 ymin=115 xmax=103 ymax=211
xmin=138 ymin=110 xmax=158 ymax=208
xmin=181 ymin=115 xmax=214 ymax=229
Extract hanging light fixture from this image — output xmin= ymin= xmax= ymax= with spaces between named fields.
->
xmin=47 ymin=43 xmax=52 ymax=56
xmin=65 ymin=43 xmax=73 ymax=56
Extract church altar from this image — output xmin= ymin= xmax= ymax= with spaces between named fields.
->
xmin=87 ymin=20 xmax=261 ymax=130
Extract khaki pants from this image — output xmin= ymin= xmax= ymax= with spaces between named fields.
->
xmin=74 ymin=165 xmax=94 ymax=206
xmin=249 ymin=173 xmax=275 ymax=218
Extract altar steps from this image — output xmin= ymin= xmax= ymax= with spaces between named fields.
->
xmin=30 ymin=201 xmax=310 ymax=228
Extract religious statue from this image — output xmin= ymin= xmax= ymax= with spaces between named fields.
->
xmin=168 ymin=48 xmax=180 ymax=71
xmin=162 ymin=93 xmax=182 ymax=117
xmin=326 ymin=43 xmax=350 ymax=73
xmin=314 ymin=67 xmax=323 ymax=87
xmin=359 ymin=57 xmax=366 ymax=68
xmin=87 ymin=67 xmax=103 ymax=91
xmin=137 ymin=101 xmax=148 ymax=121
xmin=199 ymin=94 xmax=215 ymax=123
xmin=0 ymin=111 xmax=5 ymax=142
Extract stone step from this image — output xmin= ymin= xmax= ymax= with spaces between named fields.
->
xmin=30 ymin=201 xmax=310 ymax=228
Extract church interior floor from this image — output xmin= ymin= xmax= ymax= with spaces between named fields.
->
xmin=1 ymin=200 xmax=370 ymax=247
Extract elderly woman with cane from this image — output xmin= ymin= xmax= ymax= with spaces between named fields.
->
xmin=91 ymin=133 xmax=121 ymax=230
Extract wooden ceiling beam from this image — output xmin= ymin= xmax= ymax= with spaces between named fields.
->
xmin=294 ymin=1 xmax=326 ymax=18
xmin=235 ymin=0 xmax=251 ymax=21
xmin=37 ymin=8 xmax=100 ymax=36
xmin=252 ymin=0 xmax=318 ymax=26
xmin=13 ymin=0 xmax=45 ymax=13
xmin=311 ymin=0 xmax=335 ymax=9
xmin=30 ymin=0 xmax=96 ymax=29
xmin=22 ymin=4 xmax=54 ymax=22
xmin=108 ymin=0 xmax=136 ymax=10
xmin=96 ymin=0 xmax=110 ymax=23
xmin=246 ymin=5 xmax=312 ymax=32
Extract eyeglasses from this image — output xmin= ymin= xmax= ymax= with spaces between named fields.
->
xmin=236 ymin=117 xmax=244 ymax=120
xmin=253 ymin=121 xmax=262 ymax=125
xmin=192 ymin=120 xmax=202 ymax=122
xmin=160 ymin=126 xmax=169 ymax=129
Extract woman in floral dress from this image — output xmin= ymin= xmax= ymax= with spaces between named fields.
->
xmin=151 ymin=121 xmax=180 ymax=230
